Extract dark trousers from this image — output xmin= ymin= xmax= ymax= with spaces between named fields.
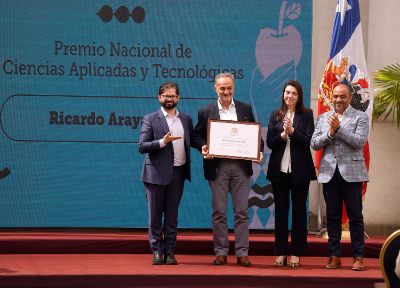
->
xmin=323 ymin=168 xmax=364 ymax=258
xmin=145 ymin=166 xmax=185 ymax=255
xmin=272 ymin=172 xmax=309 ymax=256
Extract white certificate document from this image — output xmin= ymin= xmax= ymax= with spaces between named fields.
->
xmin=207 ymin=119 xmax=261 ymax=161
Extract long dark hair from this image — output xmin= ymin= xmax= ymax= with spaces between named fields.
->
xmin=274 ymin=80 xmax=309 ymax=122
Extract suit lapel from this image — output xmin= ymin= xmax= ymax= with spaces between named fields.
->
xmin=277 ymin=120 xmax=284 ymax=131
xmin=156 ymin=109 xmax=169 ymax=134
xmin=210 ymin=102 xmax=220 ymax=119
xmin=340 ymin=106 xmax=354 ymax=128
xmin=180 ymin=114 xmax=189 ymax=145
xmin=292 ymin=111 xmax=300 ymax=131
xmin=236 ymin=105 xmax=244 ymax=121
xmin=235 ymin=101 xmax=247 ymax=121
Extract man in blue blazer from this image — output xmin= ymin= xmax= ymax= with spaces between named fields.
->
xmin=139 ymin=82 xmax=193 ymax=265
xmin=311 ymin=83 xmax=369 ymax=271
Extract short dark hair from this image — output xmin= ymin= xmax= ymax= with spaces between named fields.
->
xmin=158 ymin=82 xmax=179 ymax=96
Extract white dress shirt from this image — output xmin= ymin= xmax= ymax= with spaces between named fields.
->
xmin=218 ymin=98 xmax=238 ymax=121
xmin=159 ymin=107 xmax=186 ymax=167
xmin=337 ymin=105 xmax=350 ymax=122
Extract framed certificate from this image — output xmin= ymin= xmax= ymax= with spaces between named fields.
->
xmin=207 ymin=119 xmax=262 ymax=161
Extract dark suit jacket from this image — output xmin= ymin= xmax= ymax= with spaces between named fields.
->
xmin=266 ymin=109 xmax=317 ymax=184
xmin=139 ymin=109 xmax=193 ymax=185
xmin=193 ymin=100 xmax=263 ymax=181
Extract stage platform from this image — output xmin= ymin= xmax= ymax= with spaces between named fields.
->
xmin=0 ymin=231 xmax=384 ymax=257
xmin=0 ymin=231 xmax=386 ymax=288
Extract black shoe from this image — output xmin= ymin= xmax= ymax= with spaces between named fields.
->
xmin=152 ymin=252 xmax=164 ymax=265
xmin=165 ymin=254 xmax=178 ymax=265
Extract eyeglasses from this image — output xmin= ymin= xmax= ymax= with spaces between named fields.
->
xmin=161 ymin=94 xmax=178 ymax=100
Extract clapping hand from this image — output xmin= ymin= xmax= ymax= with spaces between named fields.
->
xmin=327 ymin=113 xmax=340 ymax=137
xmin=281 ymin=114 xmax=294 ymax=138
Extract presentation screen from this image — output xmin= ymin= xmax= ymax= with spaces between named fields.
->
xmin=0 ymin=0 xmax=312 ymax=228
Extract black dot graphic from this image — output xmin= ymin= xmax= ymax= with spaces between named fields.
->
xmin=131 ymin=6 xmax=145 ymax=23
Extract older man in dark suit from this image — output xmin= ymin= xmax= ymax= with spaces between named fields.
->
xmin=139 ymin=82 xmax=193 ymax=265
xmin=194 ymin=72 xmax=263 ymax=267
xmin=311 ymin=83 xmax=369 ymax=271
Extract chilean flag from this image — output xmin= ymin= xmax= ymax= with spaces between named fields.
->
xmin=315 ymin=0 xmax=372 ymax=224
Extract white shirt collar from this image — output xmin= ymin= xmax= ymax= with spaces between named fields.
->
xmin=217 ymin=98 xmax=235 ymax=111
xmin=161 ymin=107 xmax=179 ymax=118
xmin=337 ymin=105 xmax=351 ymax=121
xmin=343 ymin=105 xmax=351 ymax=115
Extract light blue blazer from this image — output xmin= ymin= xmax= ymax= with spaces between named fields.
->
xmin=311 ymin=106 xmax=369 ymax=183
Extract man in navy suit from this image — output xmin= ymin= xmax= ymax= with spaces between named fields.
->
xmin=139 ymin=82 xmax=193 ymax=265
xmin=194 ymin=72 xmax=263 ymax=267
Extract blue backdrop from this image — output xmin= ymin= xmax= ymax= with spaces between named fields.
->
xmin=0 ymin=0 xmax=312 ymax=228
